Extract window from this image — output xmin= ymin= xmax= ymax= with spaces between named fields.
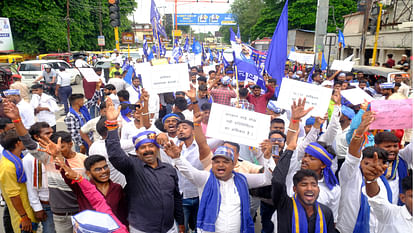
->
xmin=19 ymin=63 xmax=42 ymax=71
xmin=59 ymin=62 xmax=71 ymax=69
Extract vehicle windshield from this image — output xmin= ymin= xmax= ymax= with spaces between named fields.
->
xmin=19 ymin=63 xmax=42 ymax=71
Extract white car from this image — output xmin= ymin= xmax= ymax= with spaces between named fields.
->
xmin=19 ymin=60 xmax=81 ymax=87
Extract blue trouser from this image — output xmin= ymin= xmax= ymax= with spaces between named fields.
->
xmin=59 ymin=86 xmax=72 ymax=114
xmin=260 ymin=201 xmax=275 ymax=233
xmin=41 ymin=203 xmax=55 ymax=233
xmin=183 ymin=197 xmax=199 ymax=233
xmin=89 ymin=104 xmax=97 ymax=118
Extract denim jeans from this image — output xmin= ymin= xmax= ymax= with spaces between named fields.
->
xmin=89 ymin=104 xmax=97 ymax=118
xmin=59 ymin=86 xmax=72 ymax=114
xmin=260 ymin=201 xmax=276 ymax=233
xmin=3 ymin=204 xmax=13 ymax=233
xmin=182 ymin=197 xmax=199 ymax=233
xmin=41 ymin=203 xmax=55 ymax=233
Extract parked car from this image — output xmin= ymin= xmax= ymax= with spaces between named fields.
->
xmin=18 ymin=60 xmax=81 ymax=87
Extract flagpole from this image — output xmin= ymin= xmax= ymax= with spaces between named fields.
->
xmin=235 ymin=64 xmax=240 ymax=107
xmin=152 ymin=18 xmax=161 ymax=59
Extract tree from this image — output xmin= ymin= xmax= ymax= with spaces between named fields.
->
xmin=0 ymin=0 xmax=136 ymax=53
xmin=249 ymin=0 xmax=357 ymax=40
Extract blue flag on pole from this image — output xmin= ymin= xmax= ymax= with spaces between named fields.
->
xmin=209 ymin=48 xmax=214 ymax=61
xmin=229 ymin=27 xmax=236 ymax=42
xmin=143 ymin=36 xmax=148 ymax=58
xmin=307 ymin=66 xmax=315 ymax=83
xmin=235 ymin=58 xmax=266 ymax=89
xmin=321 ymin=53 xmax=328 ymax=71
xmin=222 ymin=55 xmax=230 ymax=68
xmin=338 ymin=29 xmax=345 ymax=47
xmin=183 ymin=36 xmax=189 ymax=52
xmin=192 ymin=38 xmax=202 ymax=55
xmin=150 ymin=0 xmax=167 ymax=38
xmin=264 ymin=0 xmax=288 ymax=96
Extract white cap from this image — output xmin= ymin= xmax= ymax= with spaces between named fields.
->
xmin=321 ymin=80 xmax=333 ymax=87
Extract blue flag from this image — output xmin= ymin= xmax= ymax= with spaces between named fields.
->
xmin=143 ymin=36 xmax=148 ymax=58
xmin=209 ymin=48 xmax=214 ymax=61
xmin=237 ymin=25 xmax=241 ymax=39
xmin=150 ymin=0 xmax=167 ymax=38
xmin=229 ymin=27 xmax=236 ymax=42
xmin=235 ymin=58 xmax=266 ymax=89
xmin=183 ymin=36 xmax=189 ymax=52
xmin=222 ymin=54 xmax=230 ymax=68
xmin=321 ymin=53 xmax=328 ymax=71
xmin=264 ymin=0 xmax=288 ymax=95
xmin=192 ymin=38 xmax=202 ymax=55
xmin=201 ymin=43 xmax=207 ymax=65
xmin=172 ymin=46 xmax=182 ymax=63
xmin=338 ymin=29 xmax=345 ymax=47
xmin=307 ymin=66 xmax=315 ymax=83
xmin=152 ymin=45 xmax=157 ymax=54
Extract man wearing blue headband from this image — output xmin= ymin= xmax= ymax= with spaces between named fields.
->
xmin=104 ymin=99 xmax=185 ymax=233
xmin=337 ymin=112 xmax=393 ymax=233
xmin=4 ymin=89 xmax=35 ymax=130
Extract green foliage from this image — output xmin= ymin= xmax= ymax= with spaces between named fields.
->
xmin=249 ymin=0 xmax=357 ymax=40
xmin=0 ymin=0 xmax=136 ymax=53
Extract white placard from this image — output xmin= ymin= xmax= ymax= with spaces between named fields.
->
xmin=134 ymin=62 xmax=151 ymax=80
xmin=206 ymin=103 xmax=270 ymax=147
xmin=141 ymin=63 xmax=190 ymax=94
xmin=288 ymin=52 xmax=315 ymax=64
xmin=203 ymin=65 xmax=216 ymax=74
xmin=330 ymin=60 xmax=355 ymax=72
xmin=341 ymin=88 xmax=374 ymax=105
xmin=78 ymin=68 xmax=100 ymax=82
xmin=276 ymin=79 xmax=332 ymax=117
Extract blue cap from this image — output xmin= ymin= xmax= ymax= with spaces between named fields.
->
xmin=380 ymin=82 xmax=395 ymax=89
xmin=305 ymin=117 xmax=315 ymax=126
xmin=132 ymin=131 xmax=159 ymax=150
xmin=341 ymin=105 xmax=355 ymax=120
xmin=221 ymin=76 xmax=231 ymax=85
xmin=3 ymin=89 xmax=20 ymax=96
xmin=267 ymin=101 xmax=282 ymax=114
xmin=212 ymin=146 xmax=234 ymax=161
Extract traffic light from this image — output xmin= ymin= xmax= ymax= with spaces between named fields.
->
xmin=109 ymin=0 xmax=120 ymax=27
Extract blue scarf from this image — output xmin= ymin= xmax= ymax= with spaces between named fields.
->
xmin=291 ymin=194 xmax=327 ymax=233
xmin=2 ymin=150 xmax=26 ymax=183
xmin=197 ymin=170 xmax=254 ymax=233
xmin=353 ymin=175 xmax=392 ymax=233
xmin=69 ymin=106 xmax=91 ymax=126
xmin=120 ymin=101 xmax=132 ymax=123
xmin=132 ymin=85 xmax=141 ymax=100
xmin=384 ymin=156 xmax=408 ymax=205
xmin=305 ymin=142 xmax=339 ymax=190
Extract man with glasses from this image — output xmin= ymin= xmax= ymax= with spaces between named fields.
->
xmin=58 ymin=154 xmax=128 ymax=225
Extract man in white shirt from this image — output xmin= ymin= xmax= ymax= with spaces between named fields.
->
xmin=22 ymin=122 xmax=55 ymax=233
xmin=394 ymin=74 xmax=410 ymax=97
xmin=89 ymin=117 xmax=126 ymax=187
xmin=362 ymin=151 xmax=412 ymax=233
xmin=173 ymin=117 xmax=212 ymax=233
xmin=30 ymin=84 xmax=59 ymax=131
xmin=80 ymin=102 xmax=107 ymax=147
xmin=338 ymin=111 xmax=391 ymax=233
xmin=4 ymin=89 xmax=35 ymax=129
xmin=104 ymin=84 xmax=120 ymax=109
xmin=55 ymin=66 xmax=73 ymax=115
xmin=74 ymin=55 xmax=90 ymax=68
xmin=108 ymin=72 xmax=128 ymax=93
xmin=164 ymin=141 xmax=273 ymax=233
xmin=126 ymin=76 xmax=142 ymax=104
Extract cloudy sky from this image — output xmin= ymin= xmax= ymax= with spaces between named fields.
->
xmin=129 ymin=0 xmax=235 ymax=33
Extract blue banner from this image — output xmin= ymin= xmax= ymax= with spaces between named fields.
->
xmin=177 ymin=13 xmax=236 ymax=26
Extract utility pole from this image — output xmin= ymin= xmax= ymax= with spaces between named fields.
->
xmin=360 ymin=0 xmax=373 ymax=65
xmin=313 ymin=0 xmax=329 ymax=65
xmin=99 ymin=0 xmax=104 ymax=52
xmin=66 ymin=0 xmax=71 ymax=52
